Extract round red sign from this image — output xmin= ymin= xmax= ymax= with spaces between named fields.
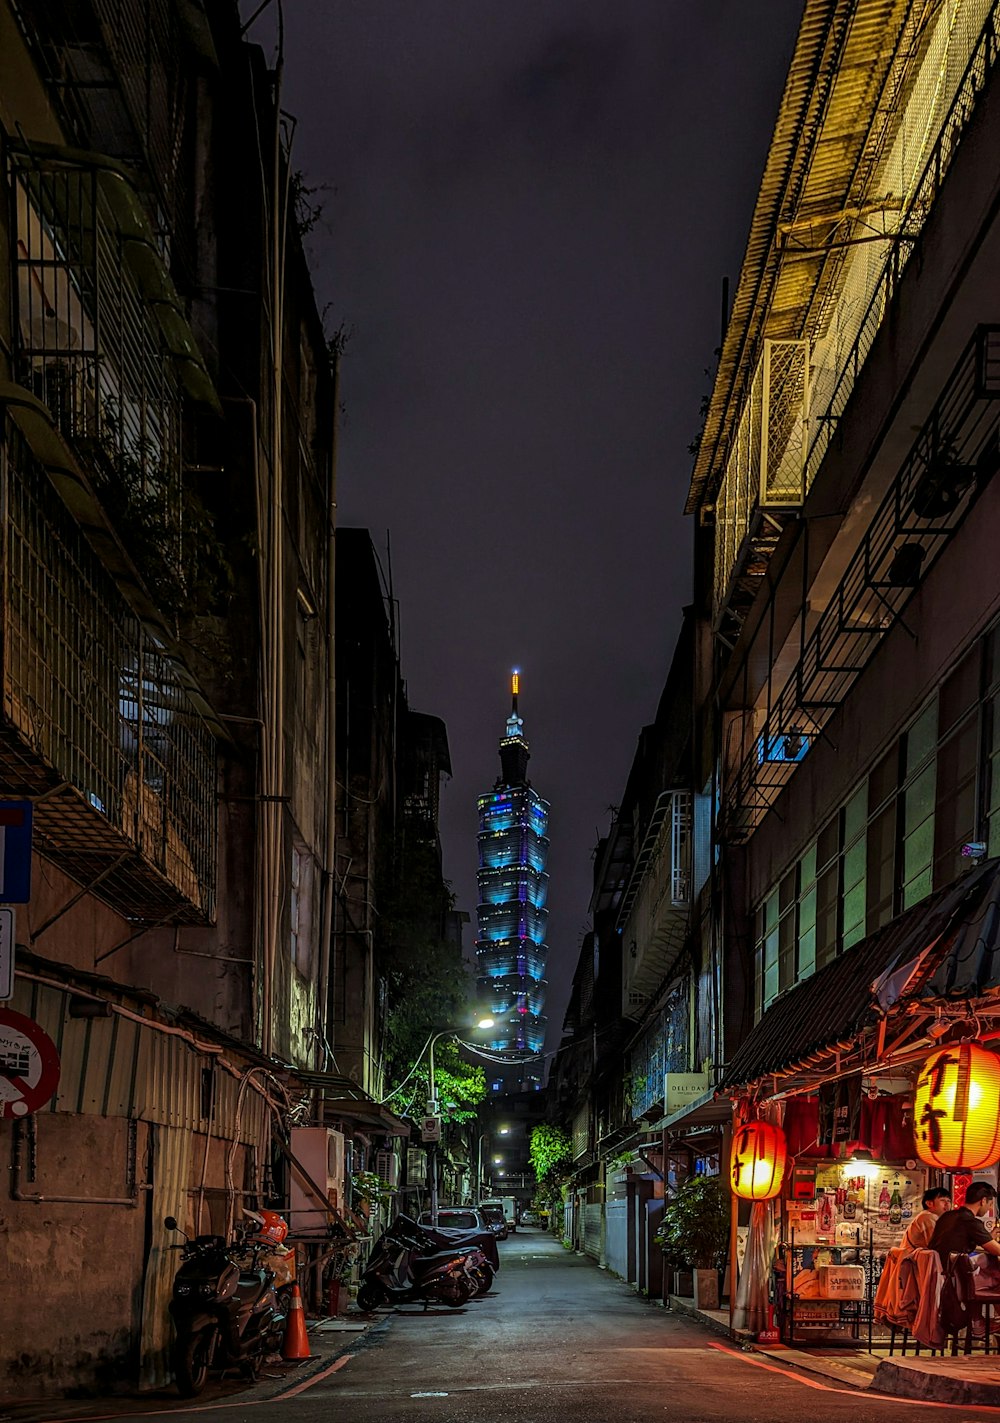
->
xmin=0 ymin=1007 xmax=61 ymax=1118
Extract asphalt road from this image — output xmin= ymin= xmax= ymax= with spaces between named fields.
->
xmin=35 ymin=1230 xmax=1000 ymax=1423
xmin=292 ymin=1230 xmax=980 ymax=1423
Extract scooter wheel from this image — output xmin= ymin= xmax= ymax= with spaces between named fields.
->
xmin=472 ymin=1265 xmax=495 ymax=1297
xmin=357 ymin=1282 xmax=384 ymax=1312
xmin=173 ymin=1329 xmax=215 ymax=1397
xmin=436 ymin=1276 xmax=471 ymax=1308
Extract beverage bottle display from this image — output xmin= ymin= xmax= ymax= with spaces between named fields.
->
xmin=878 ymin=1181 xmax=891 ymax=1222
xmin=889 ymin=1183 xmax=902 ymax=1226
xmin=818 ymin=1190 xmax=835 ymax=1233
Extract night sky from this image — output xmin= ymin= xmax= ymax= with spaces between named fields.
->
xmin=246 ymin=2 xmax=804 ymax=1055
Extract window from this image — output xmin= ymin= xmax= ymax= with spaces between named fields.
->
xmin=751 ymin=618 xmax=1000 ymax=1020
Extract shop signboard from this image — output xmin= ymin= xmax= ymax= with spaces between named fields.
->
xmin=662 ymin=1071 xmax=709 ymax=1116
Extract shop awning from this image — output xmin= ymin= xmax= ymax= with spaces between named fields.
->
xmin=722 ymin=860 xmax=1000 ymax=1092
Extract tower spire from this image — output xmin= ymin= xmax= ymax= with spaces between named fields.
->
xmin=500 ymin=669 xmax=528 ymax=785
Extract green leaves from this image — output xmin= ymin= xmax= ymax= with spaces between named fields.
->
xmin=383 ymin=1038 xmax=486 ymax=1126
xmin=653 ymin=1175 xmax=730 ymax=1270
xmin=529 ymin=1124 xmax=572 ymax=1182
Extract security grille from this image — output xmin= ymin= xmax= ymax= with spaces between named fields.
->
xmin=1 ymin=425 xmax=216 ymax=920
xmin=12 ymin=152 xmax=184 ymax=588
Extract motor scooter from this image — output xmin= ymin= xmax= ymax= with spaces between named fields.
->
xmin=417 ymin=1223 xmax=496 ymax=1296
xmin=164 ymin=1214 xmax=287 ymax=1396
xmin=356 ymin=1216 xmax=475 ymax=1310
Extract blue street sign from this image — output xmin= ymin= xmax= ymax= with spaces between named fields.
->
xmin=0 ymin=802 xmax=32 ymax=904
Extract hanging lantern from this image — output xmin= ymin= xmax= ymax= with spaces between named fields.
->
xmin=731 ymin=1120 xmax=787 ymax=1200
xmin=914 ymin=1042 xmax=1000 ymax=1170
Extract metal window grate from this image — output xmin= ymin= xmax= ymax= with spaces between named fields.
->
xmin=713 ymin=0 xmax=1000 ymax=633
xmin=2 ymin=425 xmax=216 ymax=920
xmin=12 ymin=154 xmax=184 ymax=584
xmin=723 ymin=326 xmax=1000 ymax=844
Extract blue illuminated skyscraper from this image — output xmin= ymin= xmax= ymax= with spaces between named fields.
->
xmin=476 ymin=673 xmax=549 ymax=1060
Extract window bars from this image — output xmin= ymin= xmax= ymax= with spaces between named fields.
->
xmin=2 ymin=425 xmax=216 ymax=921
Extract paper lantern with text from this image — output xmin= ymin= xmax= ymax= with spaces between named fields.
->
xmin=914 ymin=1043 xmax=1000 ymax=1170
xmin=731 ymin=1120 xmax=787 ymax=1200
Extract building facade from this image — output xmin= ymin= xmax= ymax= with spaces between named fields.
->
xmin=0 ymin=0 xmax=345 ymax=1394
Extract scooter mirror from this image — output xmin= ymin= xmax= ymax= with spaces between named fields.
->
xmin=164 ymin=1216 xmax=178 ymax=1230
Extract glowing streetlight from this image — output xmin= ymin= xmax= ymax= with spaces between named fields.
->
xmin=427 ymin=1018 xmax=495 ymax=1223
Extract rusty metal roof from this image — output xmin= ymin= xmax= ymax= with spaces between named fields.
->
xmin=722 ymin=860 xmax=1000 ymax=1091
xmin=686 ymin=0 xmax=925 ymax=514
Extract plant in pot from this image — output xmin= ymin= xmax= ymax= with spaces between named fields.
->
xmin=654 ymin=1175 xmax=730 ymax=1310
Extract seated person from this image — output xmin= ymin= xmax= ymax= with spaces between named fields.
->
xmin=900 ymin=1187 xmax=951 ymax=1253
xmin=929 ymin=1182 xmax=1000 ymax=1265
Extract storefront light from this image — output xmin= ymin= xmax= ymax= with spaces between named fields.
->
xmin=914 ymin=1042 xmax=1000 ymax=1170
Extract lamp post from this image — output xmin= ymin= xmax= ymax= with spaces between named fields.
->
xmin=427 ymin=1018 xmax=494 ymax=1225
xmin=475 ymin=1124 xmax=508 ymax=1206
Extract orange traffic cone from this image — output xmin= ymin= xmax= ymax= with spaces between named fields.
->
xmin=283 ymin=1283 xmax=311 ymax=1360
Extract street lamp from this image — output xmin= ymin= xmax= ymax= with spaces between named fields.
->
xmin=475 ymin=1124 xmax=510 ymax=1205
xmin=427 ymin=1018 xmax=494 ymax=1225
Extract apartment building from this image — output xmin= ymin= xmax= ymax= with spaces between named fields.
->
xmin=0 ymin=0 xmax=339 ymax=1392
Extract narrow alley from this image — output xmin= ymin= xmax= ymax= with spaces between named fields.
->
xmin=48 ymin=1231 xmax=994 ymax=1423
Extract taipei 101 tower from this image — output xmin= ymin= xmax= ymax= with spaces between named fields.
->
xmin=475 ymin=673 xmax=549 ymax=1074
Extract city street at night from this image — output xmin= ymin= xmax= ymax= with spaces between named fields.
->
xmin=9 ymin=1 xmax=1000 ymax=1414
xmin=36 ymin=1232 xmax=1000 ymax=1423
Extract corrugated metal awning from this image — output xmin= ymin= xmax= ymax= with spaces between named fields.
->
xmin=686 ymin=0 xmax=921 ymax=514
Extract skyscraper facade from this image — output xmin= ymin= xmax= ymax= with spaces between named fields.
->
xmin=475 ymin=674 xmax=549 ymax=1064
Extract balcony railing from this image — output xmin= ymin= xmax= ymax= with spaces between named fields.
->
xmin=713 ymin=0 xmax=1000 ymax=633
xmin=723 ymin=327 xmax=1000 ymax=843
xmin=618 ymin=791 xmax=691 ymax=1017
xmin=1 ymin=424 xmax=217 ymax=921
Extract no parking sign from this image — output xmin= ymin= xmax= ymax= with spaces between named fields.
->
xmin=0 ymin=1007 xmax=60 ymax=1117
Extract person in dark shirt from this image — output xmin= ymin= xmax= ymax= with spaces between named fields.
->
xmin=929 ymin=1182 xmax=1000 ymax=1263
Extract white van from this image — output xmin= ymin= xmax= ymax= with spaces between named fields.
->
xmin=480 ymin=1196 xmax=517 ymax=1232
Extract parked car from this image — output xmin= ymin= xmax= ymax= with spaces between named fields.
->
xmin=480 ymin=1196 xmax=518 ymax=1235
xmin=417 ymin=1207 xmax=486 ymax=1232
xmin=477 ymin=1201 xmax=509 ymax=1239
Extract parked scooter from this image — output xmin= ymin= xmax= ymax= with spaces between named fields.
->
xmin=164 ymin=1209 xmax=289 ymax=1396
xmin=416 ymin=1222 xmax=496 ymax=1297
xmin=356 ymin=1215 xmax=477 ymax=1310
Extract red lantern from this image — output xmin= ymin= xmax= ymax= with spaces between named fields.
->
xmin=914 ymin=1042 xmax=1000 ymax=1170
xmin=731 ymin=1120 xmax=787 ymax=1200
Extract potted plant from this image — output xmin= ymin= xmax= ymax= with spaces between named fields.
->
xmin=654 ymin=1175 xmax=730 ymax=1311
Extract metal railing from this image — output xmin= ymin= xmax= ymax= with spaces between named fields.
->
xmin=723 ymin=326 xmax=1000 ymax=842
xmin=12 ymin=154 xmax=184 ymax=589
xmin=714 ymin=0 xmax=1000 ymax=630
xmin=2 ymin=425 xmax=216 ymax=919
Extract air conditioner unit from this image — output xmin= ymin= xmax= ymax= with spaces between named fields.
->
xmin=407 ymin=1148 xmax=428 ymax=1184
xmin=289 ymin=1126 xmax=345 ymax=1235
xmin=375 ymin=1149 xmax=400 ymax=1189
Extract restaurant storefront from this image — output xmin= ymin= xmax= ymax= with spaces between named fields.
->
xmin=723 ymin=860 xmax=1000 ymax=1346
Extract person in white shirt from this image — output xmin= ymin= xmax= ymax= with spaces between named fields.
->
xmin=900 ymin=1186 xmax=951 ymax=1253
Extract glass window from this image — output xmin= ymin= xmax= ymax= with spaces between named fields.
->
xmin=816 ymin=862 xmax=840 ymax=968
xmin=986 ymin=695 xmax=1000 ymax=857
xmin=842 ymin=839 xmax=866 ymax=948
xmin=903 ymin=762 xmax=935 ymax=908
xmin=906 ymin=700 xmax=937 ymax=773
xmin=866 ymin=802 xmax=896 ymax=930
xmin=935 ymin=712 xmax=979 ymax=887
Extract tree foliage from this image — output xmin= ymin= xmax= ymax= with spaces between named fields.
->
xmin=529 ymin=1124 xmax=572 ymax=1182
xmin=383 ymin=1038 xmax=485 ymax=1126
